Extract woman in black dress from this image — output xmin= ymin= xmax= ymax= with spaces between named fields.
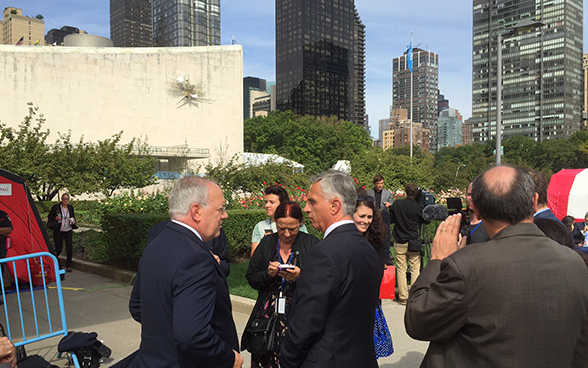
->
xmin=244 ymin=201 xmax=319 ymax=367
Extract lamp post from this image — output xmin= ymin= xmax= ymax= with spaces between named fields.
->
xmin=455 ymin=164 xmax=466 ymax=184
xmin=495 ymin=19 xmax=544 ymax=166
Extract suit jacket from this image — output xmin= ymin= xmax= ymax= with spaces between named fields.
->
xmin=405 ymin=223 xmax=588 ymax=368
xmin=127 ymin=221 xmax=239 ymax=368
xmin=146 ymin=219 xmax=230 ymax=277
xmin=533 ymin=207 xmax=561 ymax=223
xmin=280 ymin=223 xmax=382 ymax=368
xmin=367 ymin=188 xmax=394 ymax=211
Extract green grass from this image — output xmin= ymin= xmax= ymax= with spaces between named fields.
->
xmin=227 ymin=262 xmax=257 ymax=300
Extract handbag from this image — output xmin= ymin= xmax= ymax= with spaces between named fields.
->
xmin=241 ymin=313 xmax=279 ymax=355
xmin=373 ymin=303 xmax=394 ymax=359
xmin=46 ymin=220 xmax=57 ymax=231
xmin=408 ymin=239 xmax=423 ymax=253
xmin=379 ymin=266 xmax=396 ymax=299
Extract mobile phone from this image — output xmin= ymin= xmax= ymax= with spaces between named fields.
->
xmin=264 ymin=229 xmax=273 ymax=235
xmin=278 ymin=264 xmax=295 ymax=271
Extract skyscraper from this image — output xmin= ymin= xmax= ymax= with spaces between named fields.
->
xmin=275 ymin=0 xmax=365 ymax=126
xmin=471 ymin=0 xmax=583 ymax=143
xmin=152 ymin=0 xmax=220 ymax=47
xmin=392 ymin=47 xmax=439 ymax=150
xmin=437 ymin=108 xmax=463 ymax=150
xmin=110 ymin=0 xmax=153 ymax=47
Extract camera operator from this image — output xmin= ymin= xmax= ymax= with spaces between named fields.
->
xmin=390 ymin=182 xmax=428 ymax=306
xmin=466 ymin=181 xmax=489 ymax=244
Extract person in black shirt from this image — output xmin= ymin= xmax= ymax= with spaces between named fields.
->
xmin=390 ymin=183 xmax=427 ymax=305
xmin=465 ymin=182 xmax=490 ymax=244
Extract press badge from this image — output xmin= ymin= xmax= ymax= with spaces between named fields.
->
xmin=277 ymin=297 xmax=286 ymax=314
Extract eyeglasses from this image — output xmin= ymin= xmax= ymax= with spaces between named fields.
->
xmin=204 ymin=204 xmax=227 ymax=213
xmin=357 ymin=195 xmax=375 ymax=202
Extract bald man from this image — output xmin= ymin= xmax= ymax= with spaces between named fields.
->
xmin=405 ymin=166 xmax=588 ymax=368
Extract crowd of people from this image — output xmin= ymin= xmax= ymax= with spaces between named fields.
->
xmin=110 ymin=166 xmax=588 ymax=368
xmin=3 ymin=165 xmax=587 ymax=368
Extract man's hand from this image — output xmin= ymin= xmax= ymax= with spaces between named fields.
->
xmin=384 ymin=202 xmax=391 ymax=208
xmin=431 ymin=214 xmax=462 ymax=260
xmin=233 ymin=350 xmax=244 ymax=368
xmin=210 ymin=251 xmax=221 ymax=265
xmin=0 ymin=337 xmax=17 ymax=368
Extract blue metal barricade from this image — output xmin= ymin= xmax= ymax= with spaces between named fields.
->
xmin=0 ymin=252 xmax=80 ymax=367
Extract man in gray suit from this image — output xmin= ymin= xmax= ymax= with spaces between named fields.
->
xmin=367 ymin=174 xmax=394 ymax=211
xmin=405 ymin=166 xmax=588 ymax=368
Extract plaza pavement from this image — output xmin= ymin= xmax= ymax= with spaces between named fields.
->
xmin=12 ymin=260 xmax=428 ymax=367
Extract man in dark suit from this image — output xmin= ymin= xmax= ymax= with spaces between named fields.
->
xmin=146 ymin=220 xmax=230 ymax=277
xmin=405 ymin=166 xmax=588 ymax=368
xmin=527 ymin=169 xmax=562 ymax=223
xmin=281 ymin=170 xmax=381 ymax=368
xmin=124 ymin=176 xmax=243 ymax=368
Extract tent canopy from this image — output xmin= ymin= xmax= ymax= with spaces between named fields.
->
xmin=0 ymin=169 xmax=56 ymax=282
xmin=548 ymin=169 xmax=588 ymax=222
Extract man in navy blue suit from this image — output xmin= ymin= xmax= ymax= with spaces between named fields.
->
xmin=281 ymin=170 xmax=381 ymax=368
xmin=124 ymin=176 xmax=243 ymax=368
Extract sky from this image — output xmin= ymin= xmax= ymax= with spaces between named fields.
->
xmin=11 ymin=1 xmax=588 ymax=137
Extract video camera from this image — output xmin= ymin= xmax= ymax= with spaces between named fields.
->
xmin=446 ymin=197 xmax=470 ymax=237
xmin=416 ymin=188 xmax=435 ymax=209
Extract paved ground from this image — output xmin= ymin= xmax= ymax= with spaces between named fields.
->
xmin=5 ymin=265 xmax=428 ymax=367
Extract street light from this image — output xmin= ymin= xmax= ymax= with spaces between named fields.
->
xmin=455 ymin=164 xmax=466 ymax=184
xmin=495 ymin=19 xmax=544 ymax=166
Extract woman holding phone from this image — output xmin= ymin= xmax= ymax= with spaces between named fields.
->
xmin=243 ymin=201 xmax=319 ymax=367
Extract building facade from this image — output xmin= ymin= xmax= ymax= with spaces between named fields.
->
xmin=275 ymin=0 xmax=365 ymax=125
xmin=437 ymin=108 xmax=463 ymax=150
xmin=152 ymin=0 xmax=220 ymax=47
xmin=462 ymin=118 xmax=473 ymax=145
xmin=2 ymin=7 xmax=44 ymax=45
xmin=471 ymin=0 xmax=583 ymax=143
xmin=583 ymin=53 xmax=587 ymax=117
xmin=393 ymin=47 xmax=439 ymax=151
xmin=0 ymin=45 xmax=243 ymax=168
xmin=45 ymin=26 xmax=87 ymax=46
xmin=353 ymin=7 xmax=366 ymax=127
xmin=110 ymin=0 xmax=153 ymax=47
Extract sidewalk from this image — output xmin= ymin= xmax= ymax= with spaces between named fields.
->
xmin=17 ymin=261 xmax=428 ymax=367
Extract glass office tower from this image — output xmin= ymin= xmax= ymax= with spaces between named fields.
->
xmin=471 ymin=0 xmax=583 ymax=142
xmin=276 ymin=0 xmax=365 ymax=125
xmin=110 ymin=0 xmax=153 ymax=47
xmin=152 ymin=0 xmax=220 ymax=47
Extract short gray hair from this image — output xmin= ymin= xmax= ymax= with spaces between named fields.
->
xmin=168 ymin=176 xmax=212 ymax=218
xmin=310 ymin=170 xmax=356 ymax=216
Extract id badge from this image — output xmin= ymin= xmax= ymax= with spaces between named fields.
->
xmin=277 ymin=297 xmax=286 ymax=314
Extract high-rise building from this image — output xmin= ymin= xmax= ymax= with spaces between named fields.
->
xmin=2 ymin=7 xmax=44 ymax=45
xmin=378 ymin=118 xmax=391 ymax=146
xmin=244 ymin=77 xmax=267 ymax=120
xmin=152 ymin=0 xmax=220 ymax=47
xmin=462 ymin=118 xmax=473 ymax=146
xmin=110 ymin=0 xmax=153 ymax=47
xmin=392 ymin=47 xmax=439 ymax=151
xmin=45 ymin=26 xmax=87 ymax=46
xmin=275 ymin=0 xmax=365 ymax=126
xmin=437 ymin=108 xmax=463 ymax=150
xmin=353 ymin=7 xmax=366 ymax=127
xmin=383 ymin=108 xmax=430 ymax=151
xmin=472 ymin=0 xmax=583 ymax=143
xmin=438 ymin=91 xmax=449 ymax=115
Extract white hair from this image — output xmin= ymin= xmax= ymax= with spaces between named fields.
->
xmin=168 ymin=176 xmax=212 ymax=218
xmin=310 ymin=170 xmax=356 ymax=216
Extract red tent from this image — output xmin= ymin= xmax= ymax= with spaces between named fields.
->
xmin=0 ymin=169 xmax=56 ymax=284
xmin=548 ymin=169 xmax=588 ymax=222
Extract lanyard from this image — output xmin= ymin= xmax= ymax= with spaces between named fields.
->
xmin=277 ymin=237 xmax=294 ymax=295
xmin=470 ymin=222 xmax=481 ymax=236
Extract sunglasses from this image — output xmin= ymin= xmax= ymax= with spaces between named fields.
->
xmin=357 ymin=195 xmax=375 ymax=202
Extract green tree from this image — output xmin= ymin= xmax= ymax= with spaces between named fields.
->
xmin=350 ymin=147 xmax=435 ymax=191
xmin=92 ymin=133 xmax=157 ymax=197
xmin=244 ymin=111 xmax=372 ymax=172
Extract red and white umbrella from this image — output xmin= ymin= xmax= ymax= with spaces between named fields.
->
xmin=548 ymin=169 xmax=588 ymax=221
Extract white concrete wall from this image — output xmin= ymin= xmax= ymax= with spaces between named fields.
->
xmin=0 ymin=45 xmax=243 ymax=165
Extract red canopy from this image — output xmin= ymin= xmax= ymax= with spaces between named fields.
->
xmin=0 ymin=169 xmax=56 ymax=283
xmin=548 ymin=169 xmax=588 ymax=222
